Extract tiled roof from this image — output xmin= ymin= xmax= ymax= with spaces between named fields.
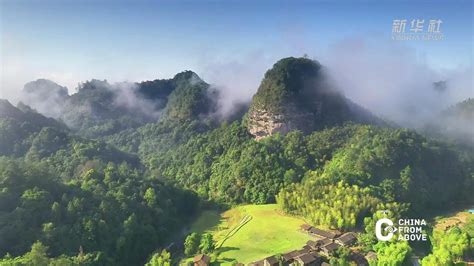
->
xmin=309 ymin=228 xmax=337 ymax=239
xmin=296 ymin=253 xmax=317 ymax=264
xmin=322 ymin=242 xmax=341 ymax=252
xmin=336 ymin=232 xmax=357 ymax=244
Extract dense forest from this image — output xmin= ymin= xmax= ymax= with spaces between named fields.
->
xmin=0 ymin=57 xmax=473 ymax=265
xmin=277 ymin=126 xmax=470 ymax=228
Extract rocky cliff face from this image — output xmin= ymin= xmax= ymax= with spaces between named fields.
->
xmin=246 ymin=57 xmax=319 ymax=139
xmin=247 ymin=105 xmax=315 ymax=140
xmin=246 ymin=57 xmax=380 ymax=140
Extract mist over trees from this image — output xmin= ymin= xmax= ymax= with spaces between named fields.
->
xmin=0 ymin=57 xmax=472 ymax=265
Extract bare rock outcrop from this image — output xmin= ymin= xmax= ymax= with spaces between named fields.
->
xmin=247 ymin=106 xmax=315 ymax=140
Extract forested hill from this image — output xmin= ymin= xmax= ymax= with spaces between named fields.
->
xmin=0 ymin=99 xmax=139 ymax=176
xmin=246 ymin=57 xmax=384 ymax=139
xmin=0 ymin=99 xmax=199 ymax=265
xmin=0 ymin=57 xmax=473 ymax=265
xmin=0 ymin=99 xmax=66 ymax=131
xmin=0 ymin=99 xmax=68 ymax=157
xmin=20 ymin=71 xmax=217 ymax=138
xmin=19 ymin=58 xmax=383 ymax=141
xmin=423 ymin=98 xmax=474 ymax=146
xmin=445 ymin=98 xmax=474 ymax=119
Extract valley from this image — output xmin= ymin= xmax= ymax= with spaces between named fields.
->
xmin=1 ymin=1 xmax=473 ymax=265
xmin=0 ymin=57 xmax=472 ymax=265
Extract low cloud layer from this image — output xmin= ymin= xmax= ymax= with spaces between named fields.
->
xmin=3 ymin=35 xmax=472 ymax=129
xmin=18 ymin=79 xmax=163 ymax=131
xmin=321 ymin=37 xmax=473 ymax=127
xmin=203 ymin=37 xmax=473 ymax=127
xmin=113 ymin=81 xmax=163 ymax=120
xmin=199 ymin=51 xmax=276 ymax=117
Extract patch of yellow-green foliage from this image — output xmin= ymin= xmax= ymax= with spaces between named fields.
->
xmin=424 ymin=210 xmax=474 ymax=265
xmin=186 ymin=204 xmax=314 ymax=264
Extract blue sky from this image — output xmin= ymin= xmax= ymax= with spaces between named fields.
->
xmin=1 ymin=0 xmax=472 ymax=99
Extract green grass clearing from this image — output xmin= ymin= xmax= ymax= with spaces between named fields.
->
xmin=186 ymin=204 xmax=314 ymax=265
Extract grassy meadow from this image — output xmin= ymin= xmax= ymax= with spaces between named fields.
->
xmin=184 ymin=204 xmax=313 ymax=264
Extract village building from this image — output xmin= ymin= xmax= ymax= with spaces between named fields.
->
xmin=293 ymin=253 xmax=321 ymax=266
xmin=321 ymin=242 xmax=341 ymax=256
xmin=304 ymin=240 xmax=319 ymax=251
xmin=282 ymin=251 xmax=297 ymax=263
xmin=351 ymin=251 xmax=369 ymax=266
xmin=193 ymin=254 xmax=211 ymax=266
xmin=315 ymin=238 xmax=332 ymax=247
xmin=252 ymin=228 xmax=359 ymax=266
xmin=263 ymin=256 xmax=280 ymax=266
xmin=365 ymin=251 xmax=377 ymax=262
xmin=308 ymin=227 xmax=339 ymax=239
xmin=335 ymin=232 xmax=357 ymax=246
xmin=321 ymin=262 xmax=331 ymax=266
xmin=282 ymin=250 xmax=304 ymax=264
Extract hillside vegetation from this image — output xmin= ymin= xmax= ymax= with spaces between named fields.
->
xmin=0 ymin=57 xmax=472 ymax=265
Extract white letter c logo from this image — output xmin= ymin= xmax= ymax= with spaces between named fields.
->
xmin=376 ymin=218 xmax=394 ymax=241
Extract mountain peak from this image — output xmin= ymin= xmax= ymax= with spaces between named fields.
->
xmin=164 ymin=71 xmax=215 ymax=120
xmin=250 ymin=57 xmax=322 ymax=113
xmin=247 ymin=57 xmax=379 ymax=140
xmin=23 ymin=79 xmax=69 ymax=96
xmin=0 ymin=99 xmax=22 ymax=118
